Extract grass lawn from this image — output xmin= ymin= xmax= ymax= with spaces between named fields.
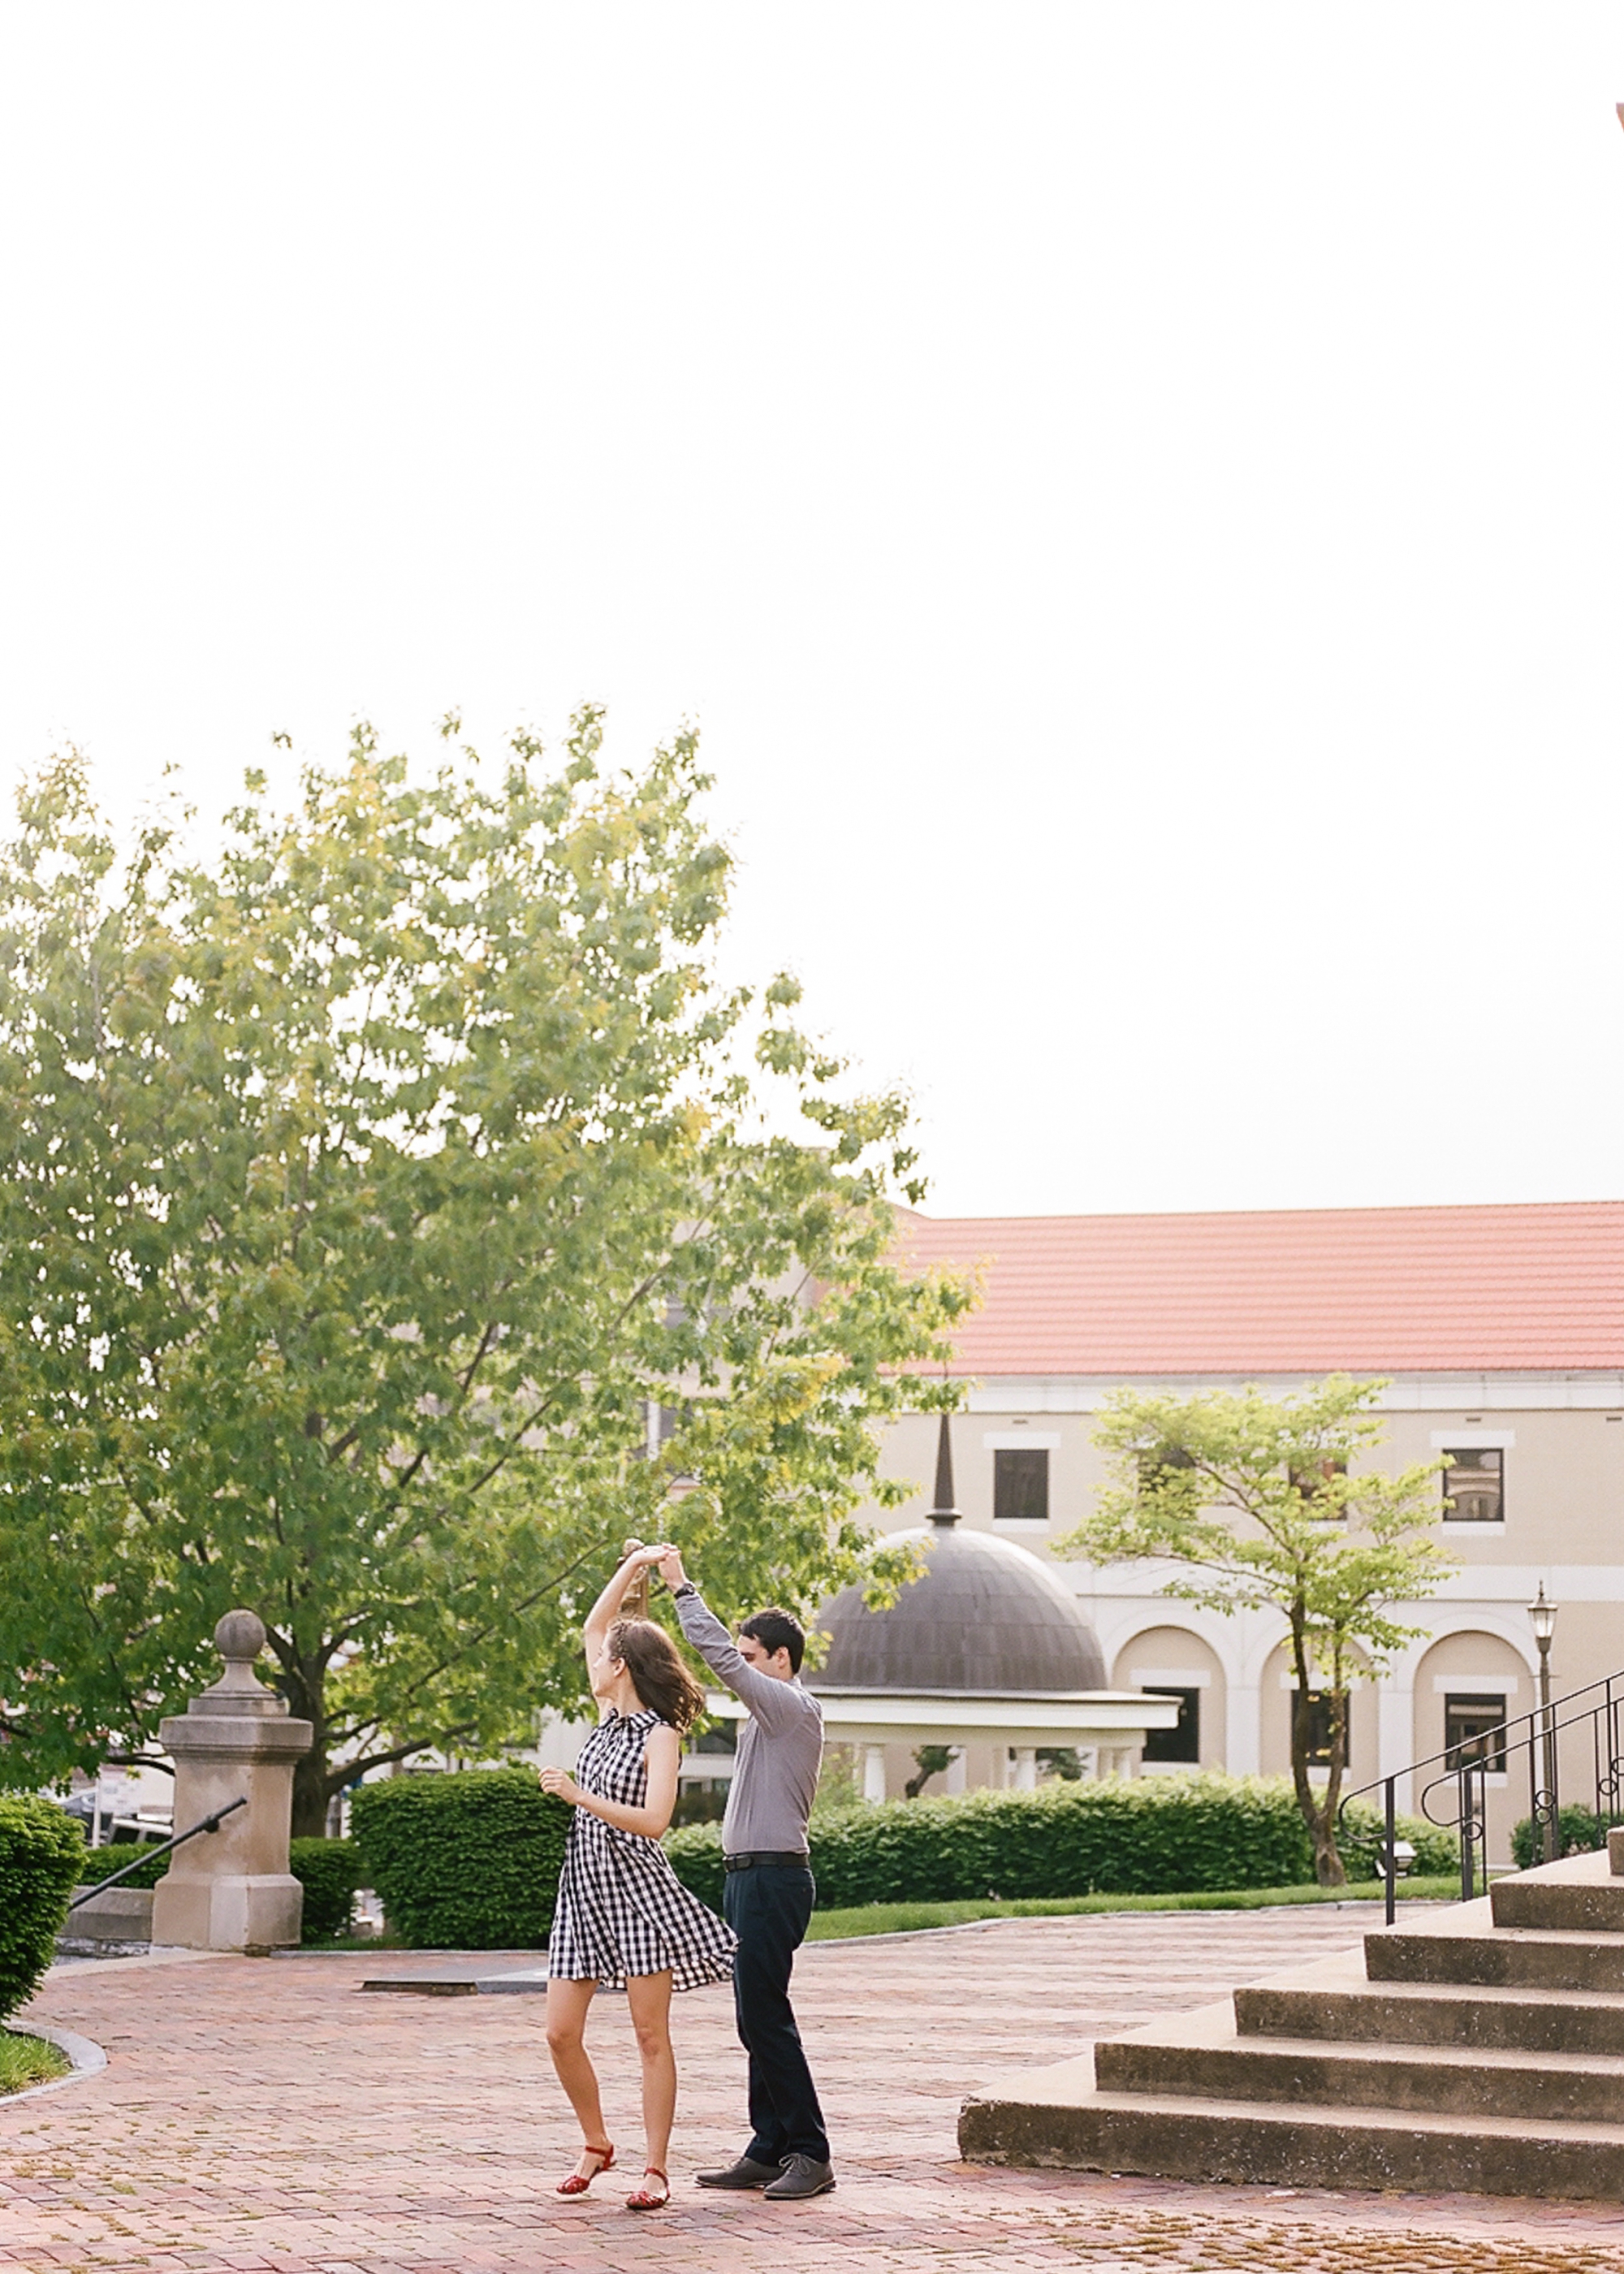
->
xmin=801 ymin=1876 xmax=1465 ymax=1940
xmin=0 ymin=2032 xmax=69 ymax=2095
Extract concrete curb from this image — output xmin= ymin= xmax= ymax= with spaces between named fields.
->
xmin=800 ymin=1898 xmax=1435 ymax=1950
xmin=2 ymin=2022 xmax=108 ymax=2107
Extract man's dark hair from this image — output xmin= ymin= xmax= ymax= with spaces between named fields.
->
xmin=740 ymin=1606 xmax=805 ymax=1675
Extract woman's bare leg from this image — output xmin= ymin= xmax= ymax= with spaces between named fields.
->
xmin=625 ymin=1970 xmax=676 ymax=2183
xmin=545 ymin=1978 xmax=611 ymax=2176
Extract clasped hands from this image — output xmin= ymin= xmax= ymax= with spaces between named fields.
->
xmin=621 ymin=1539 xmax=689 ymax=1589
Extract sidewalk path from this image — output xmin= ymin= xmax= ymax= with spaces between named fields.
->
xmin=6 ymin=1905 xmax=1624 ymax=2273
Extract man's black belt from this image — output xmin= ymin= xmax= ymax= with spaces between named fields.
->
xmin=723 ymin=1850 xmax=810 ymax=1872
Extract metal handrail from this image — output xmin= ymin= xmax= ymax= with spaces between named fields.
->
xmin=65 ymin=1796 xmax=248 ymax=1909
xmin=1337 ymin=1667 xmax=1624 ymax=1927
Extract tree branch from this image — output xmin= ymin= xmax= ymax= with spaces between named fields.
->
xmin=322 ymin=1723 xmax=480 ymax=1796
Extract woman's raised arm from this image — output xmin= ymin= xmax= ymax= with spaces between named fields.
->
xmin=581 ymin=1541 xmax=672 ymax=1654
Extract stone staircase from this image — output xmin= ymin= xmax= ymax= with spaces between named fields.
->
xmin=959 ymin=1832 xmax=1624 ymax=2197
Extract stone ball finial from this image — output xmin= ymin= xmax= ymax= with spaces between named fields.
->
xmin=214 ymin=1608 xmax=267 ymax=1663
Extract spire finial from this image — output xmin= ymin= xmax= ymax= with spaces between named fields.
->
xmin=930 ymin=1409 xmax=961 ymax=1527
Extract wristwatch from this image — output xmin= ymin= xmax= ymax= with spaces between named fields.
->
xmin=672 ymin=1581 xmax=697 ymax=1600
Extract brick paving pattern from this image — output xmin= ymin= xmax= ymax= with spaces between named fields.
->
xmin=4 ymin=1906 xmax=1624 ymax=2272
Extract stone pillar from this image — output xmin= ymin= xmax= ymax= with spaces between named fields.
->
xmin=1011 ymin=1747 xmax=1038 ymax=1792
xmin=150 ymin=1610 xmax=313 ymax=1953
xmin=862 ymin=1744 xmax=888 ymax=1805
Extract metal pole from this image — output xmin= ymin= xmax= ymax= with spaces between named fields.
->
xmin=1540 ymin=1630 xmax=1558 ymax=1862
xmin=1459 ymin=1763 xmax=1475 ymax=1903
xmin=1384 ymin=1776 xmax=1397 ymax=1927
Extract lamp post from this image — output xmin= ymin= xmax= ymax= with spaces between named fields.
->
xmin=1529 ymin=1584 xmax=1559 ymax=1862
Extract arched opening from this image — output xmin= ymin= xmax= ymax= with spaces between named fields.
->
xmin=1112 ymin=1626 xmax=1227 ymax=1773
xmin=1258 ymin=1636 xmax=1376 ymax=1786
xmin=1411 ymin=1628 xmax=1531 ymax=1870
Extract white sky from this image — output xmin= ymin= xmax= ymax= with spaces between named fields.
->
xmin=2 ymin=6 xmax=1622 ymax=1219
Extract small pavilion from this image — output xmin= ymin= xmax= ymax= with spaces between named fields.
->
xmin=706 ymin=1415 xmax=1177 ymax=1801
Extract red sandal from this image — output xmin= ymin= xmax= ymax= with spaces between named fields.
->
xmin=557 ymin=2142 xmax=615 ymax=2195
xmin=625 ymin=2165 xmax=670 ymax=2211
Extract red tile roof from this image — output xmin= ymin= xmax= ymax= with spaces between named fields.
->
xmin=895 ymin=1201 xmax=1624 ymax=1377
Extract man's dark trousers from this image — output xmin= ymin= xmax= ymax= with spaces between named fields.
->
xmin=723 ymin=1862 xmax=830 ymax=2165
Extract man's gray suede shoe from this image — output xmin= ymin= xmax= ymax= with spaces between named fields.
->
xmin=762 ymin=2155 xmax=836 ymax=2200
xmin=694 ymin=2155 xmax=781 ymax=2190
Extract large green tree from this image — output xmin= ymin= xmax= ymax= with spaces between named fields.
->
xmin=0 ymin=712 xmax=966 ymax=1833
xmin=1059 ymin=1377 xmax=1453 ymax=1884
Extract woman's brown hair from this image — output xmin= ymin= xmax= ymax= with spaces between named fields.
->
xmin=607 ymin=1618 xmax=709 ymax=1736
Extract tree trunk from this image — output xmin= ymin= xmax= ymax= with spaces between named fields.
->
xmin=292 ymin=1739 xmax=334 ymax=1841
xmin=1288 ymin=1613 xmax=1347 ymax=1887
xmin=274 ymin=1648 xmax=335 ymax=1841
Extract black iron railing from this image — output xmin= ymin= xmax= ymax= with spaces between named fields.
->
xmin=1338 ymin=1671 xmax=1624 ymax=1927
xmin=65 ymin=1795 xmax=248 ymax=1910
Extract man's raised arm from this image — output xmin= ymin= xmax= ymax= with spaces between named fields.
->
xmin=659 ymin=1550 xmax=811 ymax=1731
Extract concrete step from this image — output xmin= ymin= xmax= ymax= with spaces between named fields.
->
xmin=57 ymin=1883 xmax=155 ymax=1958
xmin=1237 ymin=1948 xmax=1624 ymax=2056
xmin=1365 ymin=1895 xmax=1624 ymax=1992
xmin=1490 ymin=1849 xmax=1624 ymax=1934
xmin=961 ymin=1852 xmax=1624 ymax=2198
xmin=958 ymin=2064 xmax=1624 ymax=2198
xmin=1093 ymin=1997 xmax=1624 ymax=2125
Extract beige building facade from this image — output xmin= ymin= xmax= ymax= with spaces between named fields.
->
xmin=861 ymin=1202 xmax=1624 ymax=1862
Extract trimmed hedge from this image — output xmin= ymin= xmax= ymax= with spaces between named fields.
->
xmin=663 ymin=1775 xmax=1457 ymax=1909
xmin=351 ymin=1769 xmax=570 ymax=1948
xmin=0 ymin=1796 xmax=86 ymax=2018
xmin=1511 ymin=1804 xmax=1610 ymax=1871
xmin=75 ymin=1838 xmax=171 ymax=1891
xmin=288 ymin=1838 xmax=364 ymax=1941
xmin=1340 ymin=1803 xmax=1458 ymax=1883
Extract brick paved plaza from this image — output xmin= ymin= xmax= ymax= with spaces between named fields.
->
xmin=6 ymin=1908 xmax=1624 ymax=2274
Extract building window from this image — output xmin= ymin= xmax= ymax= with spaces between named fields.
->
xmin=672 ymin=1779 xmax=730 ymax=1827
xmin=1137 ymin=1443 xmax=1196 ymax=1495
xmin=1442 ymin=1447 xmax=1504 ymax=1524
xmin=994 ymin=1447 xmax=1049 ymax=1521
xmin=1142 ymin=1687 xmax=1200 ymax=1764
xmin=1444 ymin=1693 xmax=1510 ymax=1775
xmin=1289 ymin=1457 xmax=1347 ymax=1518
xmin=1291 ymin=1688 xmax=1350 ymax=1771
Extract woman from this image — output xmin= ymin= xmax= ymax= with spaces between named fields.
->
xmin=540 ymin=1541 xmax=736 ymax=2212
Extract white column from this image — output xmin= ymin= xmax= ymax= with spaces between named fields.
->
xmin=1228 ymin=1685 xmax=1262 ymax=1775
xmin=1379 ymin=1677 xmax=1417 ymax=1814
xmin=862 ymin=1744 xmax=888 ymax=1805
xmin=944 ymin=1747 xmax=967 ymax=1795
xmin=1011 ymin=1747 xmax=1038 ymax=1791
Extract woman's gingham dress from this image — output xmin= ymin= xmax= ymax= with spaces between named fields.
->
xmin=548 ymin=1706 xmax=736 ymax=1992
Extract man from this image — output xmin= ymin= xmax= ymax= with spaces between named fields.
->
xmin=658 ymin=1546 xmax=834 ymax=2201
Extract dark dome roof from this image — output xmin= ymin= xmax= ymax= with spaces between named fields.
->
xmin=809 ymin=1523 xmax=1108 ymax=1696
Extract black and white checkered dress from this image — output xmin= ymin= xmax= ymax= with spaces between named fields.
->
xmin=547 ymin=1706 xmax=736 ymax=1992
